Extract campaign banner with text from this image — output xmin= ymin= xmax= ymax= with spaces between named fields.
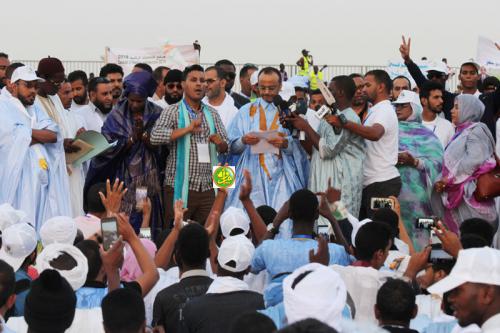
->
xmin=476 ymin=36 xmax=500 ymax=78
xmin=105 ymin=44 xmax=200 ymax=74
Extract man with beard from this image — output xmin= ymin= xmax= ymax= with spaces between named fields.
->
xmin=76 ymin=77 xmax=113 ymax=132
xmin=233 ymin=64 xmax=258 ymax=109
xmin=99 ymin=63 xmax=124 ymax=106
xmin=349 ymin=73 xmax=369 ymax=121
xmin=163 ymin=69 xmax=183 ymax=106
xmin=0 ymin=66 xmax=71 ymax=229
xmin=419 ymin=81 xmax=454 ymax=148
xmin=0 ymin=52 xmax=10 ymax=90
xmin=427 ymin=247 xmax=500 ymax=333
xmin=57 ymin=80 xmax=88 ymax=216
xmin=202 ymin=66 xmax=238 ymax=129
xmin=68 ymin=70 xmax=89 ymax=111
xmin=149 ymin=66 xmax=169 ymax=109
xmin=225 ymin=67 xmax=309 ymax=210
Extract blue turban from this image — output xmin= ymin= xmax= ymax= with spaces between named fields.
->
xmin=123 ymin=71 xmax=158 ymax=98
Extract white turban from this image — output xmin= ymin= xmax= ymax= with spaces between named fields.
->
xmin=36 ymin=243 xmax=89 ymax=291
xmin=40 ymin=216 xmax=77 ymax=247
xmin=283 ymin=263 xmax=347 ymax=330
xmin=0 ymin=203 xmax=26 ymax=232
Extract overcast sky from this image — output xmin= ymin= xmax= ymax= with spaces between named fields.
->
xmin=2 ymin=0 xmax=499 ymax=66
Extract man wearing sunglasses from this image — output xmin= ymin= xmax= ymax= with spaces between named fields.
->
xmin=163 ymin=69 xmax=183 ymax=106
xmin=399 ymin=36 xmax=456 ymax=120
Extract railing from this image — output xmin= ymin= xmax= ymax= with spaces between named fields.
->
xmin=15 ymin=60 xmax=460 ymax=92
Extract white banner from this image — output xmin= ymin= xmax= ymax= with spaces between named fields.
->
xmin=477 ymin=36 xmax=500 ymax=70
xmin=105 ymin=43 xmax=200 ymax=74
xmin=385 ymin=59 xmax=431 ymax=88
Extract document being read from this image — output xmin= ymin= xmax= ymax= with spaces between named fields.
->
xmin=249 ymin=130 xmax=280 ymax=155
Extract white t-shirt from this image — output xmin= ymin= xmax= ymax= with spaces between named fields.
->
xmin=202 ymin=93 xmax=239 ymax=129
xmin=362 ymin=100 xmax=400 ymax=187
xmin=422 ymin=116 xmax=455 ymax=149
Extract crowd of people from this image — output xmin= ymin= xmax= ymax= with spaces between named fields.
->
xmin=0 ymin=36 xmax=499 ymax=333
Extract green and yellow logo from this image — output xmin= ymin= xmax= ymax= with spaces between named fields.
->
xmin=212 ymin=166 xmax=236 ymax=189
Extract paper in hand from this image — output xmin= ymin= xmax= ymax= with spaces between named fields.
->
xmin=249 ymin=131 xmax=280 ymax=155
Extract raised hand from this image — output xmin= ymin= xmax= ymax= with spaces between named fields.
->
xmin=432 ymin=221 xmax=462 ymax=258
xmin=99 ymin=178 xmax=128 ymax=215
xmin=309 ymin=235 xmax=330 ymax=265
xmin=239 ymin=169 xmax=253 ymax=202
xmin=399 ymin=35 xmax=411 ymax=62
xmin=496 ymin=42 xmax=500 ymax=51
xmin=116 ymin=213 xmax=136 ymax=242
xmin=173 ymin=199 xmax=187 ymax=231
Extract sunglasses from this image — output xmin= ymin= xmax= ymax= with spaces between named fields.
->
xmin=427 ymin=72 xmax=446 ymax=80
xmin=167 ymin=83 xmax=182 ymax=89
xmin=224 ymin=72 xmax=236 ymax=80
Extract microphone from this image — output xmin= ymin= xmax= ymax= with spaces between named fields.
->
xmin=273 ymin=95 xmax=293 ymax=133
xmin=316 ymin=80 xmax=341 ymax=135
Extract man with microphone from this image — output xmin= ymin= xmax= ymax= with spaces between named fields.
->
xmin=286 ymin=76 xmax=366 ymax=217
xmin=225 ymin=67 xmax=309 ymax=211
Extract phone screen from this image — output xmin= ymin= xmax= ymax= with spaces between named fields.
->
xmin=370 ymin=197 xmax=393 ymax=210
xmin=139 ymin=227 xmax=151 ymax=240
xmin=317 ymin=224 xmax=330 ymax=236
xmin=101 ymin=217 xmax=119 ymax=251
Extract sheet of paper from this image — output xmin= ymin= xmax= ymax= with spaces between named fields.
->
xmin=249 ymin=131 xmax=280 ymax=155
xmin=197 ymin=143 xmax=210 ymax=163
xmin=65 ymin=139 xmax=94 ymax=165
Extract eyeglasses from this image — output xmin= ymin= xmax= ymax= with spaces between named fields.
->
xmin=167 ymin=83 xmax=182 ymax=89
xmin=205 ymin=78 xmax=218 ymax=84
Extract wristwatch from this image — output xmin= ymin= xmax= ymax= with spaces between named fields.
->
xmin=267 ymin=223 xmax=279 ymax=236
xmin=338 ymin=114 xmax=348 ymax=126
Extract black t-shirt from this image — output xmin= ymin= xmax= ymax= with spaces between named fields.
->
xmin=152 ymin=275 xmax=213 ymax=332
xmin=230 ymin=92 xmax=250 ymax=109
xmin=181 ymin=290 xmax=264 ymax=333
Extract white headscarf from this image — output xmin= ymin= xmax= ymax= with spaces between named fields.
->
xmin=283 ymin=263 xmax=347 ymax=330
xmin=36 ymin=243 xmax=88 ymax=291
xmin=40 ymin=216 xmax=77 ymax=248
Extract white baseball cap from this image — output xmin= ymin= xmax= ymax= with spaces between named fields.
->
xmin=10 ymin=66 xmax=45 ymax=83
xmin=40 ymin=216 xmax=78 ymax=247
xmin=250 ymin=70 xmax=259 ymax=86
xmin=0 ymin=204 xmax=27 ymax=233
xmin=427 ymin=247 xmax=500 ymax=294
xmin=217 ymin=234 xmax=255 ymax=273
xmin=220 ymin=207 xmax=250 ymax=238
xmin=0 ymin=223 xmax=38 ymax=271
xmin=426 ymin=61 xmax=449 ymax=75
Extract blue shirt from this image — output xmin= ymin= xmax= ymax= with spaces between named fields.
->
xmin=14 ymin=269 xmax=32 ymax=316
xmin=251 ymin=238 xmax=352 ymax=277
xmin=251 ymin=238 xmax=352 ymax=306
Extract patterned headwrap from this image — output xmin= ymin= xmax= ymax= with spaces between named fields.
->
xmin=123 ymin=71 xmax=158 ymax=98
